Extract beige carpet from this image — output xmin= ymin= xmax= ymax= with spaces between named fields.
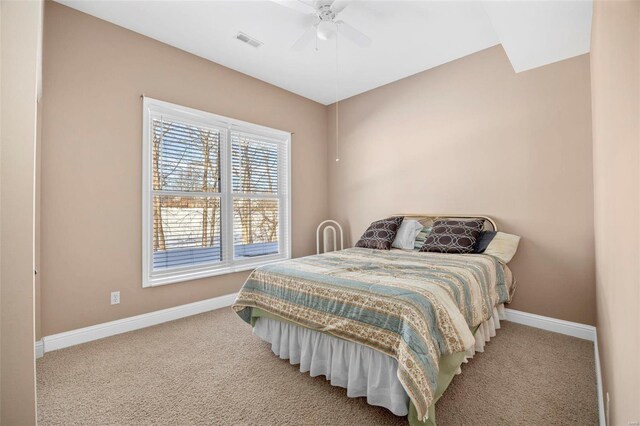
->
xmin=37 ymin=308 xmax=598 ymax=425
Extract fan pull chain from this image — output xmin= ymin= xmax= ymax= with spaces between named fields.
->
xmin=335 ymin=30 xmax=340 ymax=163
xmin=335 ymin=102 xmax=339 ymax=162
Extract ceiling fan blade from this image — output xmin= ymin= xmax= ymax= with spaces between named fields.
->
xmin=331 ymin=0 xmax=349 ymax=14
xmin=270 ymin=0 xmax=315 ymax=15
xmin=291 ymin=26 xmax=317 ymax=50
xmin=336 ymin=20 xmax=371 ymax=47
xmin=296 ymin=12 xmax=319 ymax=28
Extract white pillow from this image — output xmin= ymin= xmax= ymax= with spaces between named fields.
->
xmin=484 ymin=232 xmax=521 ymax=263
xmin=392 ymin=220 xmax=423 ymax=249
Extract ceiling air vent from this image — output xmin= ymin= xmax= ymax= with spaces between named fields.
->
xmin=235 ymin=32 xmax=263 ymax=48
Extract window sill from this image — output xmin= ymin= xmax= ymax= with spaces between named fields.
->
xmin=143 ymin=255 xmax=290 ymax=288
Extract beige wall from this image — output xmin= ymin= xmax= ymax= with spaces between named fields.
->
xmin=1 ymin=3 xmax=3 ymax=418
xmin=590 ymin=0 xmax=640 ymax=424
xmin=40 ymin=2 xmax=328 ymax=336
xmin=327 ymin=46 xmax=596 ymax=325
xmin=35 ymin=99 xmax=42 ymax=342
xmin=41 ymin=4 xmax=598 ymax=334
xmin=1 ymin=0 xmax=42 ymax=424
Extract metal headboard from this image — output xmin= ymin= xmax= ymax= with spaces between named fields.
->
xmin=394 ymin=214 xmax=498 ymax=232
xmin=316 ymin=220 xmax=344 ymax=254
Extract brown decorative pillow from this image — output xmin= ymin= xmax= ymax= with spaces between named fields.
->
xmin=419 ymin=219 xmax=484 ymax=254
xmin=355 ymin=216 xmax=404 ymax=250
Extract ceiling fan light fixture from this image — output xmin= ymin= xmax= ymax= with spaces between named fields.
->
xmin=316 ymin=21 xmax=335 ymax=41
xmin=275 ymin=0 xmax=370 ymax=50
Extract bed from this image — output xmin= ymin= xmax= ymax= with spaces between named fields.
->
xmin=232 ymin=215 xmax=515 ymax=425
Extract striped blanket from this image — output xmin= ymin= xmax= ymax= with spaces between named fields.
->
xmin=233 ymin=248 xmax=514 ymax=420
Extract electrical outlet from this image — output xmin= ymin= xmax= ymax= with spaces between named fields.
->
xmin=110 ymin=291 xmax=120 ymax=305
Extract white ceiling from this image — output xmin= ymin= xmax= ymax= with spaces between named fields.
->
xmin=482 ymin=1 xmax=592 ymax=73
xmin=54 ymin=0 xmax=593 ymax=105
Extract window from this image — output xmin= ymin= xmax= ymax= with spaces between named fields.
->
xmin=142 ymin=98 xmax=290 ymax=287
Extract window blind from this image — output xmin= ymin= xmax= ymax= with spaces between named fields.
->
xmin=143 ymin=98 xmax=290 ymax=287
xmin=151 ymin=118 xmax=223 ymax=270
xmin=152 ymin=119 xmax=221 ymax=193
xmin=231 ymin=132 xmax=284 ymax=260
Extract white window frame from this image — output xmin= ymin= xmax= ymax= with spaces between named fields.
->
xmin=142 ymin=97 xmax=291 ymax=287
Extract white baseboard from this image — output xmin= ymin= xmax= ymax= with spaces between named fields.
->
xmin=35 ymin=340 xmax=44 ymax=359
xmin=504 ymin=308 xmax=596 ymax=341
xmin=505 ymin=308 xmax=603 ymax=424
xmin=35 ymin=296 xmax=604 ymax=423
xmin=40 ymin=292 xmax=238 ymax=354
xmin=594 ymin=332 xmax=605 ymax=426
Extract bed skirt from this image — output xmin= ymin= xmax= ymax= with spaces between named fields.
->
xmin=253 ymin=304 xmax=506 ymax=419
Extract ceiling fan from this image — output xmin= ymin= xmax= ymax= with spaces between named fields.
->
xmin=271 ymin=0 xmax=372 ymax=50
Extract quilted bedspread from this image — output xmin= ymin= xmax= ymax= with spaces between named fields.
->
xmin=233 ymin=248 xmax=514 ymax=420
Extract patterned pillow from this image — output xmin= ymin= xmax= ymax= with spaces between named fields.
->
xmin=419 ymin=219 xmax=484 ymax=254
xmin=355 ymin=216 xmax=404 ymax=250
xmin=413 ymin=226 xmax=432 ymax=250
xmin=473 ymin=230 xmax=497 ymax=253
